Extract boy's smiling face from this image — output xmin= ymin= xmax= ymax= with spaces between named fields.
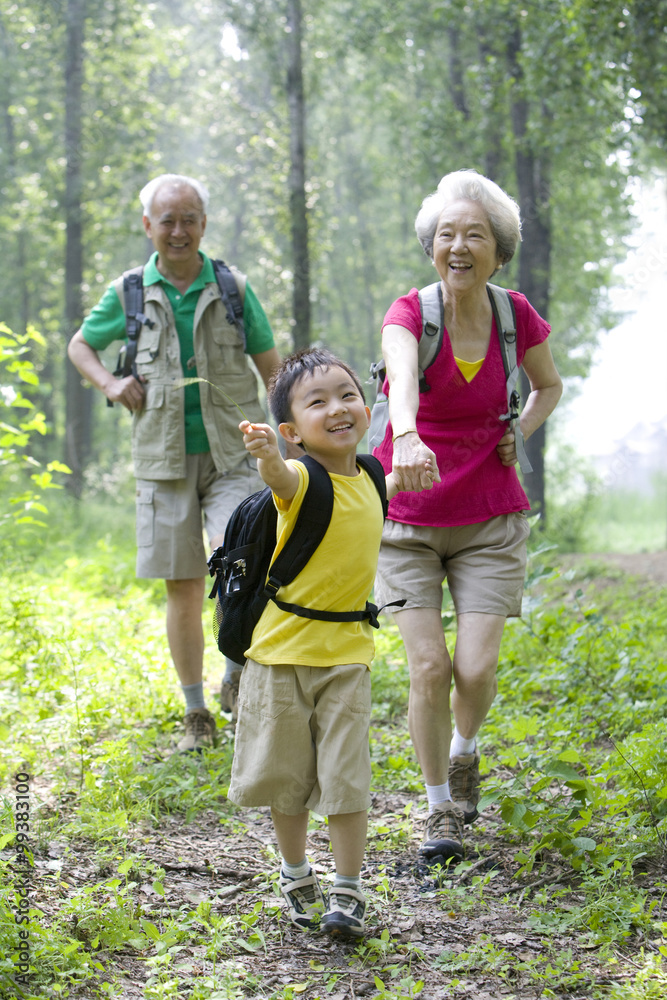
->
xmin=280 ymin=364 xmax=370 ymax=470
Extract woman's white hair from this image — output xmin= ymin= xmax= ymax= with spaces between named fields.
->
xmin=415 ymin=169 xmax=521 ymax=265
xmin=139 ymin=173 xmax=210 ymax=217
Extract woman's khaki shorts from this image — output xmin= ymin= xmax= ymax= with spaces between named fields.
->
xmin=375 ymin=513 xmax=530 ymax=618
xmin=227 ymin=659 xmax=372 ymax=817
xmin=135 ymin=454 xmax=262 ymax=580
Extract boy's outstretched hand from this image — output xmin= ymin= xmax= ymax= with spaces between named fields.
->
xmin=239 ymin=420 xmax=279 ymax=459
xmin=239 ymin=420 xmax=299 ymax=499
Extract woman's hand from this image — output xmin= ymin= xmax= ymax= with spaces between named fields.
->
xmin=392 ymin=431 xmax=441 ymax=492
xmin=496 ymin=429 xmax=517 ymax=467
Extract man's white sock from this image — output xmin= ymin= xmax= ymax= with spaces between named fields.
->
xmin=181 ymin=681 xmax=206 ymax=713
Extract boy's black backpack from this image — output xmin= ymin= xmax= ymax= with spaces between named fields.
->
xmin=109 ymin=259 xmax=243 ymax=401
xmin=368 ymin=281 xmax=532 ymax=474
xmin=207 ymin=453 xmax=398 ymax=665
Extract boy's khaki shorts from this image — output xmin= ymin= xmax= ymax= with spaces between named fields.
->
xmin=375 ymin=513 xmax=530 ymax=618
xmin=227 ymin=659 xmax=372 ymax=817
xmin=135 ymin=454 xmax=262 ymax=580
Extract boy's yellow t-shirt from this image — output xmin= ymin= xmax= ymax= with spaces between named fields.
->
xmin=245 ymin=460 xmax=384 ymax=668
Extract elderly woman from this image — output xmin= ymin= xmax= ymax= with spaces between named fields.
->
xmin=373 ymin=169 xmax=562 ymax=861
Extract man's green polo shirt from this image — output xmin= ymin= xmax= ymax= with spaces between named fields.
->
xmin=81 ymin=252 xmax=275 ymax=454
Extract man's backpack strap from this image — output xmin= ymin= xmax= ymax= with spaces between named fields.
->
xmin=212 ymin=258 xmax=246 ymax=350
xmin=487 ymin=283 xmax=533 ymax=474
xmin=107 ymin=265 xmax=156 ymax=407
xmin=115 ymin=266 xmax=155 ymax=379
xmin=416 ymin=282 xmax=444 ymax=393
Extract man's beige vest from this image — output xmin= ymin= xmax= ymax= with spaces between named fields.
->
xmin=113 ymin=272 xmax=267 ymax=480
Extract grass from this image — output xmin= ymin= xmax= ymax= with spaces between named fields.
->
xmin=1 ymin=493 xmax=667 ymax=998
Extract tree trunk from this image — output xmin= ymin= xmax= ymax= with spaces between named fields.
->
xmin=64 ymin=0 xmax=91 ymax=497
xmin=507 ymin=25 xmax=552 ymax=522
xmin=0 ymin=12 xmax=29 ymax=336
xmin=286 ymin=0 xmax=310 ymax=349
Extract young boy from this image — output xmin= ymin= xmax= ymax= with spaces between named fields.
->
xmin=226 ymin=347 xmax=435 ymax=938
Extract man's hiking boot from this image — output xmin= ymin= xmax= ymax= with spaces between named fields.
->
xmin=322 ymin=886 xmax=367 ymax=938
xmin=449 ymin=749 xmax=481 ymax=824
xmin=279 ymin=869 xmax=325 ymax=930
xmin=177 ymin=707 xmax=217 ymax=753
xmin=220 ymin=678 xmax=240 ymax=723
xmin=420 ymin=801 xmax=465 ymax=864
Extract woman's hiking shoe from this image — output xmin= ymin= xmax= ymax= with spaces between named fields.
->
xmin=279 ymin=869 xmax=325 ymax=930
xmin=220 ymin=678 xmax=240 ymax=722
xmin=322 ymin=887 xmax=367 ymax=938
xmin=177 ymin=708 xmax=217 ymax=753
xmin=420 ymin=801 xmax=465 ymax=864
xmin=448 ymin=749 xmax=481 ymax=823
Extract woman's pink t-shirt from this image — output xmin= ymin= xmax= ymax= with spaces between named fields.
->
xmin=374 ymin=287 xmax=551 ymax=527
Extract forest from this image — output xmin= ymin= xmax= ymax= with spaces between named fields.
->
xmin=1 ymin=0 xmax=666 ymax=998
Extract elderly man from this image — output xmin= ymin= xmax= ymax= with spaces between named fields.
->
xmin=68 ymin=173 xmax=281 ymax=751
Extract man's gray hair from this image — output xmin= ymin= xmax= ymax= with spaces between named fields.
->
xmin=415 ymin=169 xmax=521 ymax=266
xmin=139 ymin=174 xmax=210 ymax=216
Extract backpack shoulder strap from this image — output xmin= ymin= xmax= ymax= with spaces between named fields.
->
xmin=486 ymin=283 xmax=533 ymax=474
xmin=122 ymin=265 xmax=146 ymax=331
xmin=264 ymin=455 xmax=334 ymax=598
xmin=114 ymin=265 xmax=155 ymax=380
xmin=355 ymin=453 xmax=388 ymax=518
xmin=270 ymin=453 xmax=405 ymax=626
xmin=212 ymin=258 xmax=247 ymax=350
xmin=487 ymin=283 xmax=517 ymax=383
xmin=416 ymin=281 xmax=444 ymax=392
xmin=368 ymin=281 xmax=443 ymax=399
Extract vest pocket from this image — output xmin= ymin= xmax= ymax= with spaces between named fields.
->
xmin=135 ymin=324 xmax=162 ymax=368
xmin=133 ymin=384 xmax=167 ymax=462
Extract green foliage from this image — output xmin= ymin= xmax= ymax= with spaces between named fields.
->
xmin=528 ymin=858 xmax=656 ymax=944
xmin=372 ymin=550 xmax=667 ymax=885
xmin=0 ymin=324 xmax=69 ymax=541
xmin=608 ymin=954 xmax=667 ymax=1000
xmin=476 ymin=563 xmax=667 ymax=867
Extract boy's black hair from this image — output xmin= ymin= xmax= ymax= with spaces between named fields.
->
xmin=268 ymin=346 xmax=366 ymax=425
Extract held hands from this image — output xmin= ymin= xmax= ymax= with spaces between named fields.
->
xmin=392 ymin=432 xmax=441 ymax=493
xmin=496 ymin=429 xmax=518 ymax=467
xmin=386 ymin=456 xmax=437 ymax=500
